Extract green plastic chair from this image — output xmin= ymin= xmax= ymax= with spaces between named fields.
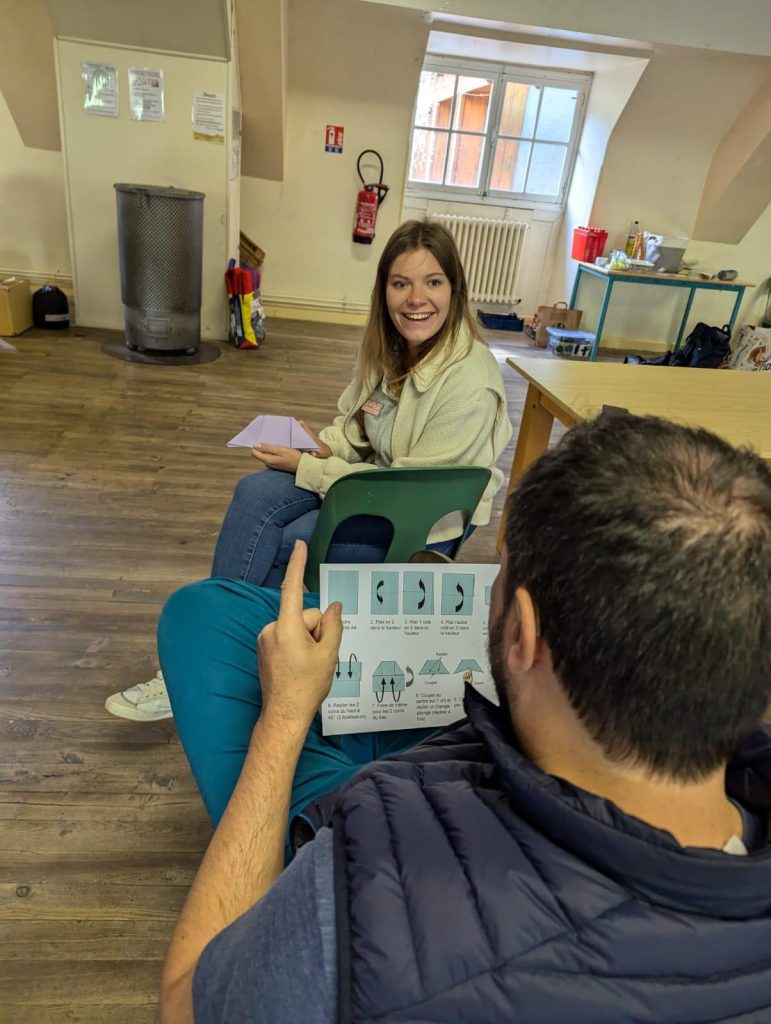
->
xmin=304 ymin=465 xmax=491 ymax=591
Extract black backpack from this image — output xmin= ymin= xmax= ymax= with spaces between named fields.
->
xmin=32 ymin=285 xmax=70 ymax=330
xmin=625 ymin=322 xmax=731 ymax=369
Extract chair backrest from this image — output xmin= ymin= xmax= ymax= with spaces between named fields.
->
xmin=304 ymin=465 xmax=491 ymax=591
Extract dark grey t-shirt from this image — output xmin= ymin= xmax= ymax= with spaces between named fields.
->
xmin=193 ymin=827 xmax=336 ymax=1023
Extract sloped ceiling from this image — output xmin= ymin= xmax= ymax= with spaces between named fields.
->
xmin=694 ymin=73 xmax=771 ymax=242
xmin=44 ymin=0 xmax=230 ymax=59
xmin=0 ymin=0 xmax=60 ymax=150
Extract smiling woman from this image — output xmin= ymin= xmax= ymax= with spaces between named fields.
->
xmin=106 ymin=219 xmax=513 ymax=723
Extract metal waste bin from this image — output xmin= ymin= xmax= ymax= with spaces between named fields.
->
xmin=114 ymin=183 xmax=205 ymax=353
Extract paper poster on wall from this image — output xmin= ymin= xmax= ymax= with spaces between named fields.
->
xmin=193 ymin=91 xmax=226 ymax=143
xmin=325 ymin=125 xmax=344 ymax=153
xmin=128 ymin=68 xmax=165 ymax=122
xmin=82 ymin=63 xmax=118 ymax=117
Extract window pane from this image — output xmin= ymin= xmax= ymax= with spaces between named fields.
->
xmin=446 ymin=133 xmax=484 ymax=188
xmin=490 ymin=138 xmax=530 ymax=193
xmin=414 ymin=71 xmax=455 ymax=129
xmin=408 ymin=129 xmax=448 ymax=184
xmin=452 ymin=76 xmax=493 ymax=133
xmin=535 ymin=87 xmax=578 ymax=142
xmin=498 ymin=82 xmax=540 ymax=139
xmin=525 ymin=142 xmax=567 ymax=195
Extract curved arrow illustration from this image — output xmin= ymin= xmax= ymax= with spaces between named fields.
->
xmin=376 ymin=579 xmax=384 ymax=604
xmin=455 ymin=582 xmax=465 ymax=613
xmin=392 ymin=682 xmax=401 ymax=703
xmin=348 ymin=652 xmax=358 ymax=678
xmin=406 ymin=666 xmax=414 ymax=687
xmin=375 ymin=681 xmax=385 ymax=704
xmin=418 ymin=579 xmax=426 ymax=610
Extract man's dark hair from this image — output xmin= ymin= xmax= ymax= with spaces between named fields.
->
xmin=503 ymin=413 xmax=771 ymax=780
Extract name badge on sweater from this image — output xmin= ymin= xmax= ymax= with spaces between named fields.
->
xmin=362 ymin=399 xmax=384 ymax=416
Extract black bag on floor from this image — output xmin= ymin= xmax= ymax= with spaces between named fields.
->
xmin=672 ymin=322 xmax=731 ymax=368
xmin=625 ymin=322 xmax=731 ymax=369
xmin=32 ymin=285 xmax=70 ymax=330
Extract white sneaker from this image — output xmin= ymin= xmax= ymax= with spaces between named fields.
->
xmin=105 ymin=670 xmax=173 ymax=721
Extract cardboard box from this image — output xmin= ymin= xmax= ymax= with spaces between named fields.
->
xmin=0 ymin=278 xmax=33 ymax=336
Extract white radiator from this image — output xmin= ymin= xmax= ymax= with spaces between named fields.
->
xmin=431 ymin=214 xmax=528 ymax=305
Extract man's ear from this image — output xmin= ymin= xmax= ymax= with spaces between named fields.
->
xmin=505 ymin=587 xmax=539 ymax=677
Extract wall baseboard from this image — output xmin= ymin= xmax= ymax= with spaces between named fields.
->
xmin=263 ymin=293 xmax=369 ymax=327
xmin=0 ymin=268 xmax=73 ymax=290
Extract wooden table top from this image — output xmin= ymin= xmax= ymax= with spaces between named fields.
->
xmin=507 ymin=356 xmax=771 ymax=460
xmin=574 ymin=260 xmax=755 ymax=288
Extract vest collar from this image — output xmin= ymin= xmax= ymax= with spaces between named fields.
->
xmin=465 ymin=687 xmax=771 ymax=919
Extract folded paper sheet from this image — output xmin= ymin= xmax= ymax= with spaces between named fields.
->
xmin=228 ymin=414 xmax=320 ymax=451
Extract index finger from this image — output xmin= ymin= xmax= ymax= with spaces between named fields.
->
xmin=278 ymin=540 xmax=307 ymax=620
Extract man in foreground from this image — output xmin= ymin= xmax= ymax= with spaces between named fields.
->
xmin=159 ymin=413 xmax=771 ymax=1023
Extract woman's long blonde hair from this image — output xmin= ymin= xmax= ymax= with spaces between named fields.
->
xmin=357 ymin=219 xmax=482 ymax=394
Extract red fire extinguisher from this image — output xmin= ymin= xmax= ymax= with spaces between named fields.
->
xmin=353 ymin=150 xmax=389 ymax=245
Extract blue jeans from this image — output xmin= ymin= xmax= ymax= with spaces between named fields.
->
xmin=157 ymin=579 xmax=437 ymax=836
xmin=210 ymin=469 xmax=459 ymax=588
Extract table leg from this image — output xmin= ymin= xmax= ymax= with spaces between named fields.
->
xmin=569 ymin=265 xmax=583 ymax=310
xmin=727 ymin=287 xmax=746 ymax=336
xmin=496 ymin=384 xmax=555 ymax=552
xmin=674 ymin=287 xmax=696 ymax=353
xmin=589 ymin=278 xmax=613 ymax=362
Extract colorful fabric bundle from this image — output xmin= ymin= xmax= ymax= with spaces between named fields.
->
xmin=225 ymin=260 xmax=266 ymax=349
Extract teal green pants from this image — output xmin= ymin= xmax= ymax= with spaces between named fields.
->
xmin=157 ymin=578 xmax=436 ymax=831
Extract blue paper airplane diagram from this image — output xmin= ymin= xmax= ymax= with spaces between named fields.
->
xmin=328 ymin=652 xmax=362 ymax=699
xmin=373 ymin=660 xmax=406 ymax=703
xmin=419 ymin=658 xmax=449 ymax=676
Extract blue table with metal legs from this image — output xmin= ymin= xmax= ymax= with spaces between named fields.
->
xmin=568 ymin=260 xmax=754 ymax=362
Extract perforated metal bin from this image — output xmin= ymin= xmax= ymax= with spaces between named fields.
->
xmin=114 ymin=184 xmax=205 ymax=353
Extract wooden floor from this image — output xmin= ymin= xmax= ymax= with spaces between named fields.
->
xmin=0 ymin=318 xmax=562 ymax=1021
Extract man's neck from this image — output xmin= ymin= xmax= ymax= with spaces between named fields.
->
xmin=536 ymin=753 xmax=743 ymax=850
xmin=514 ymin=696 xmax=742 ymax=850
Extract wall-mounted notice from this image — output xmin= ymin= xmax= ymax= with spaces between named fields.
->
xmin=128 ymin=68 xmax=164 ymax=122
xmin=193 ymin=91 xmax=226 ymax=143
xmin=82 ymin=62 xmax=118 ymax=118
xmin=324 ymin=124 xmax=344 ymax=153
xmin=320 ymin=562 xmax=499 ymax=735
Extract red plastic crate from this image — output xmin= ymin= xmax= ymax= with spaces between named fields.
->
xmin=571 ymin=226 xmax=608 ymax=263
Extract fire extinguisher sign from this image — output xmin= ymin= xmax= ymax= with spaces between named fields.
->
xmin=325 ymin=125 xmax=344 ymax=153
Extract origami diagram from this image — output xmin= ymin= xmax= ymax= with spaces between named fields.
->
xmin=455 ymin=659 xmax=483 ymax=674
xmin=373 ymin=660 xmax=406 ymax=703
xmin=371 ymin=571 xmax=399 ymax=614
xmin=403 ymin=571 xmax=434 ymax=615
xmin=441 ymin=573 xmax=475 ymax=616
xmin=228 ymin=415 xmax=320 ymax=451
xmin=419 ymin=658 xmax=449 ymax=677
xmin=328 ymin=653 xmax=362 ymax=699
xmin=328 ymin=570 xmax=359 ymax=615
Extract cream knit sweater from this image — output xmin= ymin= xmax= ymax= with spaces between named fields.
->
xmin=294 ymin=330 xmax=513 ymax=542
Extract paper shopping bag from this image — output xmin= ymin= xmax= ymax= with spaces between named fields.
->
xmin=530 ymin=301 xmax=583 ymax=348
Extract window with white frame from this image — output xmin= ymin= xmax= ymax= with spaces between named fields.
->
xmin=407 ymin=58 xmax=590 ymax=208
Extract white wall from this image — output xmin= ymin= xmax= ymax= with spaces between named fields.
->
xmin=549 ymin=58 xmax=648 ymax=305
xmin=581 ymin=48 xmax=771 ymax=348
xmin=56 ymin=39 xmax=233 ymax=338
xmin=240 ymin=0 xmax=430 ymax=322
xmin=0 ymin=90 xmax=71 ymax=277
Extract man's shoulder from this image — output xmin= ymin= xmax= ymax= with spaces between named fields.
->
xmin=193 ymin=829 xmax=337 ymax=1023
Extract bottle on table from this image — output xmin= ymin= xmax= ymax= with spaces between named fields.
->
xmin=625 ymin=220 xmax=640 ymax=257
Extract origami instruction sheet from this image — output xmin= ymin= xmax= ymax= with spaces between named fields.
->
xmin=320 ymin=563 xmax=499 ymax=735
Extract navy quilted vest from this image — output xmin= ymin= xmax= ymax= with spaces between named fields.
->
xmin=318 ymin=689 xmax=771 ymax=1023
